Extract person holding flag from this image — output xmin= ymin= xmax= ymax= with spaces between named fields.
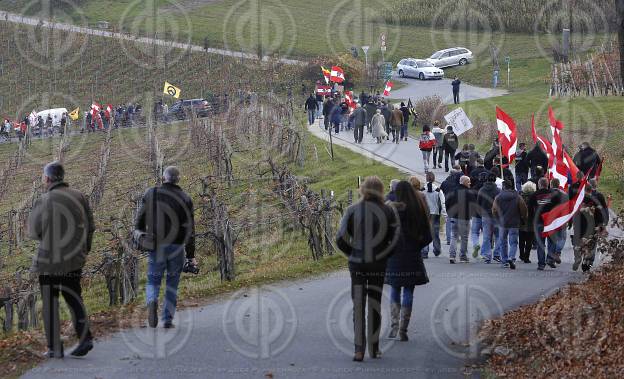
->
xmin=528 ymin=177 xmax=559 ymax=270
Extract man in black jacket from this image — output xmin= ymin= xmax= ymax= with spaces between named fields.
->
xmin=476 ymin=172 xmax=501 ymax=263
xmin=441 ymin=166 xmax=462 ymax=245
xmin=448 ymin=175 xmax=474 ymax=263
xmin=304 ymin=94 xmax=318 ymax=126
xmin=451 ymin=77 xmax=461 ymax=104
xmin=514 ymin=142 xmax=529 ymax=191
xmin=442 ymin=126 xmax=459 ymax=172
xmin=573 ymin=142 xmax=601 ymax=179
xmin=526 ymin=143 xmax=548 ymax=179
xmin=528 ymin=178 xmax=557 ymax=270
xmin=322 ymin=98 xmax=334 ymax=131
xmin=571 ymin=179 xmax=609 ymax=272
xmin=399 ymin=102 xmax=410 ymax=141
xmin=483 ymin=139 xmax=500 ymax=171
xmin=135 ymin=166 xmax=196 ymax=329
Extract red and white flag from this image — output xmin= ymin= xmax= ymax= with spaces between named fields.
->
xmin=105 ymin=104 xmax=113 ymax=118
xmin=383 ymin=81 xmax=393 ymax=97
xmin=344 ymin=91 xmax=356 ymax=110
xmin=316 ymin=85 xmax=331 ymax=96
xmin=531 ymin=114 xmax=552 ymax=157
xmin=330 ymin=66 xmax=345 ymax=83
xmin=547 ymin=107 xmax=575 ymax=189
xmin=91 ymin=102 xmax=101 ymax=117
xmin=541 ymin=175 xmax=588 ymax=237
xmin=495 ymin=106 xmax=518 ymax=163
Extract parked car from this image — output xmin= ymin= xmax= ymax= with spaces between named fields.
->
xmin=427 ymin=47 xmax=474 ymax=68
xmin=36 ymin=108 xmax=68 ymax=127
xmin=396 ymin=58 xmax=444 ymax=80
xmin=168 ymin=98 xmax=211 ymax=120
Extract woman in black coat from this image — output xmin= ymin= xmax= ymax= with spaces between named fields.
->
xmin=336 ymin=176 xmax=399 ymax=362
xmin=385 ymin=181 xmax=432 ymax=341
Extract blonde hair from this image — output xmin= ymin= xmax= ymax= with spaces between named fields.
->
xmin=521 ymin=181 xmax=536 ymax=194
xmin=360 ymin=176 xmax=385 ymax=203
xmin=408 ymin=176 xmax=422 ymax=191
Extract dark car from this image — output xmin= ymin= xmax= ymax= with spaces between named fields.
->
xmin=168 ymin=98 xmax=212 ymax=120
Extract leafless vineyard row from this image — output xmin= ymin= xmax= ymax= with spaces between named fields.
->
xmin=550 ymin=42 xmax=623 ymax=97
xmin=0 ymin=97 xmax=349 ymax=332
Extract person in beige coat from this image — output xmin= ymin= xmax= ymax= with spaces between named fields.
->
xmin=390 ymin=105 xmax=404 ymax=144
xmin=371 ymin=109 xmax=388 ymax=143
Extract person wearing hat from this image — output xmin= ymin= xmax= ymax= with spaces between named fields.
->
xmin=441 ymin=125 xmax=459 ymax=172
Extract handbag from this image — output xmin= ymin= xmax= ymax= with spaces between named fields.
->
xmin=133 ymin=187 xmax=157 ymax=252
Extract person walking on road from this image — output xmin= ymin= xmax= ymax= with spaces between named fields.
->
xmin=135 ymin=166 xmax=196 ymax=329
xmin=452 ymin=77 xmax=461 ymax=104
xmin=441 ymin=166 xmax=462 ymax=245
xmin=351 ymin=103 xmax=368 ymax=144
xmin=336 ymin=176 xmax=399 ymax=362
xmin=449 ymin=175 xmax=474 ymax=264
xmin=518 ymin=181 xmax=536 ymax=263
xmin=514 ymin=142 xmax=529 ymax=191
xmin=492 ymin=180 xmax=528 ymax=269
xmin=431 ymin=120 xmax=445 ymax=168
xmin=364 ymin=100 xmax=378 ymax=134
xmin=390 ymin=105 xmax=404 ymax=144
xmin=322 ymin=98 xmax=334 ymax=131
xmin=422 ymin=171 xmax=446 ymax=258
xmin=418 ymin=125 xmax=436 ymax=172
xmin=528 ymin=178 xmax=558 ymax=270
xmin=399 ymin=102 xmax=410 ymax=141
xmin=549 ymin=178 xmax=569 ymax=265
xmin=28 ymin=162 xmax=95 ymax=358
xmin=385 ymin=181 xmax=431 ymax=342
xmin=476 ymin=172 xmax=501 ymax=263
xmin=573 ymin=142 xmax=601 ymax=179
xmin=304 ymin=94 xmax=318 ymax=126
xmin=442 ymin=125 xmax=459 ymax=172
xmin=571 ymin=180 xmax=609 ymax=272
xmin=526 ymin=143 xmax=549 ymax=180
xmin=371 ymin=109 xmax=388 ymax=143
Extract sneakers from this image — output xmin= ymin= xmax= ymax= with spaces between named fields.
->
xmin=147 ymin=301 xmax=158 ymax=328
xmin=433 ymin=250 xmax=441 ymax=257
xmin=493 ymin=256 xmax=502 ymax=263
xmin=509 ymin=261 xmax=516 ymax=270
xmin=554 ymin=253 xmax=562 ymax=264
xmin=483 ymin=259 xmax=492 ymax=264
xmin=163 ymin=321 xmax=175 ymax=329
xmin=537 ymin=265 xmax=545 ymax=271
xmin=547 ymin=261 xmax=557 ymax=269
xmin=43 ymin=345 xmax=64 ymax=359
xmin=449 ymin=258 xmax=456 ymax=264
xmin=502 ymin=262 xmax=510 ymax=268
xmin=459 ymin=256 xmax=469 ymax=263
xmin=572 ymin=258 xmax=582 ymax=271
xmin=70 ymin=339 xmax=94 ymax=357
xmin=581 ymin=263 xmax=591 ymax=273
xmin=472 ymin=245 xmax=480 ymax=258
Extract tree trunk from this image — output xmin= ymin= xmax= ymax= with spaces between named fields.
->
xmin=618 ymin=0 xmax=624 ymax=89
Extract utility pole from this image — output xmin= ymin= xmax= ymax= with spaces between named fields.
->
xmin=617 ymin=0 xmax=624 ymax=90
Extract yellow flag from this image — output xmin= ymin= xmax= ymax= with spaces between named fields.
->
xmin=163 ymin=81 xmax=181 ymax=98
xmin=69 ymin=107 xmax=80 ymax=120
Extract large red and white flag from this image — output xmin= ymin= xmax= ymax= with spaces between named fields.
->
xmin=330 ymin=66 xmax=345 ymax=83
xmin=546 ymin=107 xmax=575 ymax=189
xmin=316 ymin=85 xmax=331 ymax=96
xmin=541 ymin=175 xmax=588 ymax=237
xmin=105 ymin=104 xmax=113 ymax=118
xmin=531 ymin=114 xmax=552 ymax=157
xmin=344 ymin=91 xmax=356 ymax=110
xmin=495 ymin=106 xmax=518 ymax=163
xmin=383 ymin=81 xmax=393 ymax=97
xmin=91 ymin=102 xmax=101 ymax=117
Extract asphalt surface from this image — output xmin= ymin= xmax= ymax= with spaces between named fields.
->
xmin=22 ymin=123 xmax=595 ymax=379
xmin=388 ymin=75 xmax=508 ymax=105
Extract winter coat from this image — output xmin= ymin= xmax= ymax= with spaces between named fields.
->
xmin=371 ymin=114 xmax=388 ymax=138
xmin=28 ymin=182 xmax=95 ymax=275
xmin=452 ymin=185 xmax=475 ymax=220
xmin=381 ymin=106 xmax=392 ymax=127
xmin=573 ymin=147 xmax=601 ymax=178
xmin=469 ymin=166 xmax=489 ymax=192
xmin=364 ymin=103 xmax=378 ymax=124
xmin=419 ymin=131 xmax=436 ymax=151
xmin=400 ymin=106 xmax=410 ymax=124
xmin=432 ymin=127 xmax=445 ymax=145
xmin=492 ymin=189 xmax=528 ymax=229
xmin=336 ymin=200 xmax=399 ymax=273
xmin=385 ymin=202 xmax=431 ymax=287
xmin=476 ymin=182 xmax=500 ymax=218
xmin=351 ymin=107 xmax=367 ymax=127
xmin=390 ymin=109 xmax=404 ymax=128
xmin=526 ymin=144 xmax=548 ymax=175
xmin=484 ymin=147 xmax=498 ymax=170
xmin=571 ymin=192 xmax=609 ymax=246
xmin=423 ymin=182 xmax=446 ymax=216
xmin=519 ymin=191 xmax=535 ymax=232
xmin=135 ymin=183 xmax=196 ymax=259
xmin=304 ymin=96 xmax=317 ymax=111
xmin=515 ymin=150 xmax=529 ymax=174
xmin=442 ymin=132 xmax=459 ymax=152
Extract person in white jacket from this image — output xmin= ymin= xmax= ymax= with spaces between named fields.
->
xmin=421 ymin=171 xmax=447 ymax=258
xmin=431 ymin=121 xmax=446 ymax=169
xmin=419 ymin=125 xmax=437 ymax=172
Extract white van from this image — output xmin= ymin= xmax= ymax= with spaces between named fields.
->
xmin=36 ymin=108 xmax=68 ymax=127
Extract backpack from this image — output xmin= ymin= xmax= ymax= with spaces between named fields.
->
xmin=419 ymin=133 xmax=436 ymax=150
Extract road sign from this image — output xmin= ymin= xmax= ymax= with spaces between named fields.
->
xmin=380 ymin=62 xmax=393 ymax=80
xmin=504 ymin=56 xmax=510 ymax=63
xmin=380 ymin=33 xmax=386 ymax=51
xmin=361 ymin=45 xmax=370 ymax=54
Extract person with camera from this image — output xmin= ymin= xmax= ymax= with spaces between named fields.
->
xmin=28 ymin=162 xmax=95 ymax=358
xmin=135 ymin=166 xmax=196 ymax=329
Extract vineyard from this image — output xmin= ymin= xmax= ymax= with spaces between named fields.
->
xmin=0 ymin=19 xmax=405 ymax=355
xmin=383 ymin=0 xmax=617 ymax=34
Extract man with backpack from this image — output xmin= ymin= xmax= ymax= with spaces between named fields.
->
xmin=399 ymin=102 xmax=410 ymax=141
xmin=431 ymin=120 xmax=445 ymax=169
xmin=442 ymin=125 xmax=459 ymax=172
xmin=422 ymin=171 xmax=446 ymax=258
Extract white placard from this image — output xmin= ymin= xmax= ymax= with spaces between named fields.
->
xmin=443 ymin=108 xmax=474 ymax=136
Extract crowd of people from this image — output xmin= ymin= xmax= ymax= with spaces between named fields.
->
xmin=336 ymin=156 xmax=609 ymax=360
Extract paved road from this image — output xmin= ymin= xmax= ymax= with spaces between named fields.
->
xmin=23 ymin=122 xmax=598 ymax=379
xmin=23 ymin=256 xmax=584 ymax=379
xmin=388 ymin=75 xmax=508 ymax=105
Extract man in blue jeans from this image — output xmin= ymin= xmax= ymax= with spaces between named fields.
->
xmin=528 ymin=177 xmax=558 ymax=270
xmin=476 ymin=172 xmax=500 ymax=263
xmin=135 ymin=166 xmax=196 ymax=328
xmin=492 ymin=180 xmax=528 ymax=269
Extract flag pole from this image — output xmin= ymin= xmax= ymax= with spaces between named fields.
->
xmin=497 ymin=105 xmax=504 ymax=179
